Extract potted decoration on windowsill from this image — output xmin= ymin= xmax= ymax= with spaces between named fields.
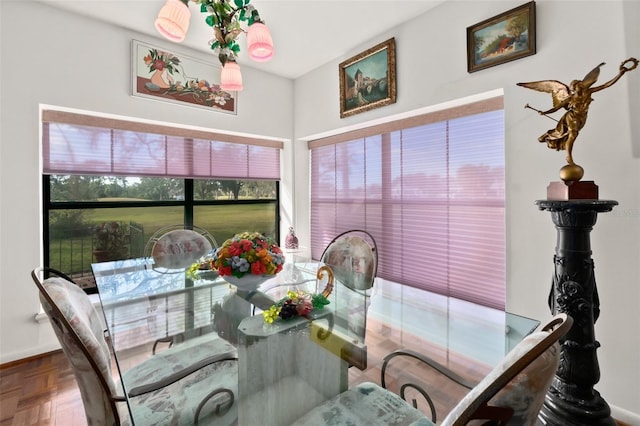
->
xmin=211 ymin=231 xmax=285 ymax=291
xmin=93 ymin=221 xmax=129 ymax=262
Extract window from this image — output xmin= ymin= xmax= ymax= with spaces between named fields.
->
xmin=42 ymin=110 xmax=282 ymax=287
xmin=309 ymin=97 xmax=505 ymax=310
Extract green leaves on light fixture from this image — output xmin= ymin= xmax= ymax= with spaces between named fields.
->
xmin=193 ymin=0 xmax=261 ymax=63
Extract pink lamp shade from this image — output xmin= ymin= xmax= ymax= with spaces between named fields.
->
xmin=220 ymin=61 xmax=243 ymax=91
xmin=155 ymin=0 xmax=191 ymax=43
xmin=247 ymin=22 xmax=274 ymax=62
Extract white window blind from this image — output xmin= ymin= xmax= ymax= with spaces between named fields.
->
xmin=42 ymin=110 xmax=282 ymax=180
xmin=309 ymin=97 xmax=505 ymax=310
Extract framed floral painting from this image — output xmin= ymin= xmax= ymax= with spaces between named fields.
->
xmin=132 ymin=40 xmax=237 ymax=114
xmin=339 ymin=38 xmax=397 ymax=118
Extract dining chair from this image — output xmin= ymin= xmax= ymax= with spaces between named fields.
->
xmin=320 ymin=229 xmax=378 ymax=292
xmin=142 ymin=224 xmax=219 ymax=351
xmin=319 ymin=229 xmax=378 ymax=351
xmin=143 ymin=224 xmax=218 ymax=272
xmin=31 ymin=267 xmax=239 ymax=426
xmin=291 ymin=313 xmax=572 ymax=426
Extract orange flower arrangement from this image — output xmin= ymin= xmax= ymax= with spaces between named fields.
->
xmin=212 ymin=232 xmax=284 ymax=279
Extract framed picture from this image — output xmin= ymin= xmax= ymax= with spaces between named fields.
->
xmin=467 ymin=1 xmax=536 ymax=73
xmin=132 ymin=40 xmax=237 ymax=114
xmin=339 ymin=38 xmax=396 ymax=118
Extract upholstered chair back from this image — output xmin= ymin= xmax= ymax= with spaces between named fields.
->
xmin=144 ymin=225 xmax=217 ymax=271
xmin=34 ymin=273 xmax=122 ymax=425
xmin=442 ymin=314 xmax=571 ymax=425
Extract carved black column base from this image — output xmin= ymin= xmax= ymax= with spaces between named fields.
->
xmin=535 ymin=199 xmax=617 ymax=426
xmin=538 ymin=379 xmax=615 ymax=426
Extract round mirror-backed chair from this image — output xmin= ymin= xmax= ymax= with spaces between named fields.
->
xmin=144 ymin=225 xmax=218 ymax=273
xmin=320 ymin=229 xmax=377 ymax=292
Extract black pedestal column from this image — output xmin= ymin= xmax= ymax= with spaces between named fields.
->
xmin=536 ymin=200 xmax=617 ymax=426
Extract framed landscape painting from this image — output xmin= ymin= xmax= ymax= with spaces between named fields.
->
xmin=132 ymin=40 xmax=237 ymax=114
xmin=339 ymin=38 xmax=397 ymax=118
xmin=467 ymin=1 xmax=536 ymax=73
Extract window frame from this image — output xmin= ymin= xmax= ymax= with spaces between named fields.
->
xmin=42 ymin=176 xmax=280 ymax=275
xmin=41 ymin=108 xmax=282 ymax=280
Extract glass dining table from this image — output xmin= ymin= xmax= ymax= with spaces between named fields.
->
xmin=92 ymin=257 xmax=370 ymax=425
xmin=91 ymin=258 xmax=539 ymax=425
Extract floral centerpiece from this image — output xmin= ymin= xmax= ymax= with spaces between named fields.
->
xmin=212 ymin=232 xmax=284 ymax=287
xmin=262 ymin=290 xmax=330 ymax=324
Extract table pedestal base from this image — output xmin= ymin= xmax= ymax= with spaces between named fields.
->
xmin=535 ymin=199 xmax=618 ymax=426
xmin=237 ymin=315 xmax=348 ymax=425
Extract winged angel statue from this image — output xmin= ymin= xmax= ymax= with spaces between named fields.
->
xmin=518 ymin=57 xmax=638 ymax=182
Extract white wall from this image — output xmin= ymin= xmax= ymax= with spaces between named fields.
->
xmin=293 ymin=0 xmax=639 ymax=416
xmin=0 ymin=1 xmax=294 ymax=360
xmin=624 ymin=0 xmax=640 ymax=157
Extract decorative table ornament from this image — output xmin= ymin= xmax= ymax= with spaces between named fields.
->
xmin=282 ymin=227 xmax=304 ymax=283
xmin=211 ymin=232 xmax=284 ymax=291
xmin=262 ymin=265 xmax=334 ymax=324
xmin=285 ymin=226 xmax=299 ymax=249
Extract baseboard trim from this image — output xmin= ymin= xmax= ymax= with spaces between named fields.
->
xmin=0 ymin=348 xmax=63 ymax=370
xmin=611 ymin=405 xmax=640 ymax=426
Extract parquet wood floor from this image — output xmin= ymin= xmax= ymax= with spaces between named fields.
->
xmin=0 ymin=351 xmax=84 ymax=426
xmin=1 ymin=320 xmax=631 ymax=425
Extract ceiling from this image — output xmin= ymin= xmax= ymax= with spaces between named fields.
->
xmin=36 ymin=0 xmax=445 ymax=79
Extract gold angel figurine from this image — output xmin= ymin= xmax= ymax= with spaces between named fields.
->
xmin=518 ymin=57 xmax=638 ymax=183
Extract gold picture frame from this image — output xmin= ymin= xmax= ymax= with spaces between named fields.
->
xmin=467 ymin=1 xmax=536 ymax=73
xmin=339 ymin=38 xmax=397 ymax=118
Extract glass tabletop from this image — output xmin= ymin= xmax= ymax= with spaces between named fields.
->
xmin=92 ymin=258 xmax=539 ymax=425
xmin=92 ymin=258 xmax=368 ymax=425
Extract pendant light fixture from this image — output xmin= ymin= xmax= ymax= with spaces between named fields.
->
xmin=246 ymin=22 xmax=274 ymax=62
xmin=220 ymin=61 xmax=243 ymax=91
xmin=154 ymin=0 xmax=191 ymax=42
xmin=155 ymin=0 xmax=274 ymax=91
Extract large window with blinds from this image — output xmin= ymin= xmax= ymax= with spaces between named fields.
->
xmin=42 ymin=110 xmax=282 ymax=287
xmin=309 ymin=97 xmax=505 ymax=310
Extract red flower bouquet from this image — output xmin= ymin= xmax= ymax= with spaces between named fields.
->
xmin=212 ymin=232 xmax=284 ymax=279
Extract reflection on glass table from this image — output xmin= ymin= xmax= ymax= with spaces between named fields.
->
xmin=280 ymin=247 xmax=306 ymax=283
xmin=92 ymin=258 xmax=365 ymax=425
xmin=258 ymin=261 xmax=372 ymax=369
xmin=361 ymin=277 xmax=541 ymax=419
xmin=92 ymin=258 xmax=539 ymax=425
xmin=367 ymin=278 xmax=540 ymax=369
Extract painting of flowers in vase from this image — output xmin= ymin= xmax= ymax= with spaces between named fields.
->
xmin=132 ymin=40 xmax=237 ymax=114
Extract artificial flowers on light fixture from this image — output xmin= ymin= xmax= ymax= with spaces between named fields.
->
xmin=154 ymin=0 xmax=274 ymax=92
